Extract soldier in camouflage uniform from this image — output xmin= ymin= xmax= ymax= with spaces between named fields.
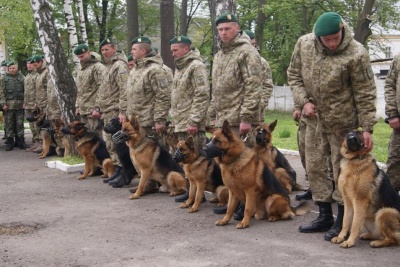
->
xmin=384 ymin=52 xmax=400 ymax=191
xmin=208 ymin=13 xmax=262 ymax=142
xmin=74 ymin=44 xmax=106 ymax=133
xmin=24 ymin=57 xmax=40 ymax=151
xmin=92 ymin=38 xmax=128 ymax=185
xmin=127 ymin=55 xmax=135 ymax=70
xmin=0 ymin=61 xmax=28 ymax=150
xmin=244 ymin=30 xmax=274 ymax=122
xmin=287 ymin=12 xmax=377 ymax=241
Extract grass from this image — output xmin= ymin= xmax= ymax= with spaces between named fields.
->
xmin=51 ymin=155 xmax=84 ymax=165
xmin=264 ymin=110 xmax=389 ymax=163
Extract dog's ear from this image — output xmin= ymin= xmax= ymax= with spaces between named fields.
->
xmin=186 ymin=136 xmax=195 ymax=150
xmin=130 ymin=115 xmax=140 ymax=130
xmin=269 ymin=120 xmax=278 ymax=132
xmin=76 ymin=122 xmax=86 ymax=130
xmin=222 ymin=120 xmax=234 ymax=141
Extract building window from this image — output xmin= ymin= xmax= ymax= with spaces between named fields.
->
xmin=384 ymin=46 xmax=392 ymax=59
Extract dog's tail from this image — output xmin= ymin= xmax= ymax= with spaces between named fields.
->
xmin=375 ymin=207 xmax=400 ymax=244
xmin=291 ymin=200 xmax=313 ymax=216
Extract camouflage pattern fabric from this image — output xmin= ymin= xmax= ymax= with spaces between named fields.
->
xmin=126 ymin=50 xmax=172 ymax=127
xmin=4 ymin=109 xmax=25 ymax=138
xmin=171 ymin=48 xmax=210 ymax=132
xmin=176 ymin=132 xmax=207 ymax=149
xmin=24 ymin=69 xmax=37 ymax=109
xmin=259 ymin=56 xmax=274 ymax=121
xmin=209 ymin=31 xmax=262 ymax=127
xmin=1 ymin=72 xmax=24 ymax=109
xmin=102 ymin=111 xmax=121 ymax=167
xmin=35 ymin=62 xmax=48 ymax=110
xmin=46 ymin=77 xmax=61 ymax=120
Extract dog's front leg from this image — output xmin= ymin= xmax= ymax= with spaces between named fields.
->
xmin=130 ymin=169 xmax=150 ymax=199
xmin=181 ymin=179 xmax=196 ymax=209
xmin=332 ymin=200 xmax=353 ymax=245
xmin=78 ymin=156 xmax=90 ymax=180
xmin=216 ymin=191 xmax=237 ymax=226
xmin=236 ymin=189 xmax=256 ymax=229
xmin=340 ymin=200 xmax=368 ymax=248
xmin=188 ymin=181 xmax=206 ymax=213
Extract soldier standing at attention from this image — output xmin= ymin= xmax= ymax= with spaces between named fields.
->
xmin=92 ymin=38 xmax=128 ymax=185
xmin=287 ymin=12 xmax=376 ymax=241
xmin=0 ymin=61 xmax=28 ymax=150
xmin=74 ymin=44 xmax=106 ymax=133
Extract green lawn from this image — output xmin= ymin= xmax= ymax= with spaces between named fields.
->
xmin=264 ymin=110 xmax=390 ymax=163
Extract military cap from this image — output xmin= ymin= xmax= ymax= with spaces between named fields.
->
xmin=216 ymin=12 xmax=238 ymax=26
xmin=27 ymin=57 xmax=33 ymax=63
xmin=169 ymin=36 xmax=192 ymax=45
xmin=100 ymin=37 xmax=114 ymax=48
xmin=127 ymin=55 xmax=134 ymax=62
xmin=30 ymin=55 xmax=44 ymax=63
xmin=7 ymin=61 xmax=16 ymax=67
xmin=314 ymin=12 xmax=343 ymax=37
xmin=1 ymin=60 xmax=7 ymax=67
xmin=244 ymin=30 xmax=255 ymax=39
xmin=74 ymin=43 xmax=89 ymax=55
xmin=131 ymin=36 xmax=151 ymax=45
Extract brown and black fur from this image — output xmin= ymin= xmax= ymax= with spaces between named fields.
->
xmin=63 ymin=121 xmax=114 ymax=180
xmin=253 ymin=120 xmax=296 ymax=193
xmin=121 ymin=115 xmax=187 ymax=199
xmin=331 ymin=131 xmax=400 ymax=248
xmin=205 ymin=121 xmax=299 ymax=229
xmin=172 ymin=136 xmax=224 ymax=213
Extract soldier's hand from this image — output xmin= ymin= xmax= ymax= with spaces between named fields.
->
xmin=3 ymin=105 xmax=8 ymax=111
xmin=362 ymin=131 xmax=374 ymax=153
xmin=388 ymin=117 xmax=400 ymax=130
xmin=75 ymin=108 xmax=80 ymax=116
xmin=118 ymin=114 xmax=126 ymax=124
xmin=303 ymin=102 xmax=316 ymax=117
xmin=293 ymin=109 xmax=301 ymax=121
xmin=155 ymin=122 xmax=165 ymax=134
xmin=239 ymin=122 xmax=252 ymax=135
xmin=187 ymin=125 xmax=198 ymax=135
xmin=92 ymin=110 xmax=100 ymax=119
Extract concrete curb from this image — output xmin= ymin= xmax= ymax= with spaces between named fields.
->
xmin=45 ymin=160 xmax=84 ymax=173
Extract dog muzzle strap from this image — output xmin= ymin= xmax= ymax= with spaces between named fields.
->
xmin=112 ymin=130 xmax=130 ymax=144
xmin=346 ymin=131 xmax=364 ymax=152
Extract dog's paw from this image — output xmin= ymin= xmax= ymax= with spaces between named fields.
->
xmin=236 ymin=222 xmax=250 ymax=229
xmin=360 ymin=233 xmax=373 ymax=240
xmin=340 ymin=240 xmax=355 ymax=248
xmin=209 ymin=197 xmax=218 ymax=203
xmin=77 ymin=175 xmax=86 ymax=180
xmin=188 ymin=206 xmax=199 ymax=213
xmin=159 ymin=185 xmax=168 ymax=193
xmin=129 ymin=193 xmax=140 ymax=200
xmin=215 ymin=219 xmax=228 ymax=226
xmin=180 ymin=203 xmax=190 ymax=209
xmin=267 ymin=216 xmax=280 ymax=222
xmin=331 ymin=236 xmax=345 ymax=244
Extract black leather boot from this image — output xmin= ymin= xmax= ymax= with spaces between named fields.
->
xmin=103 ymin=166 xmax=121 ymax=183
xmin=5 ymin=137 xmax=14 ymax=151
xmin=18 ymin=136 xmax=28 ymax=149
xmin=299 ymin=202 xmax=334 ymax=233
xmin=295 ymin=188 xmax=312 ymax=201
xmin=14 ymin=136 xmax=20 ymax=147
xmin=109 ymin=169 xmax=126 ymax=188
xmin=324 ymin=204 xmax=344 ymax=241
xmin=233 ymin=202 xmax=245 ymax=221
xmin=175 ymin=191 xmax=189 ymax=202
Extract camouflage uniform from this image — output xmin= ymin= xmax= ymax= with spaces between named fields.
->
xmin=260 ymin=57 xmax=274 ymax=121
xmin=76 ymin=52 xmax=105 ymax=132
xmin=95 ymin=50 xmax=128 ymax=167
xmin=384 ymin=52 xmax=400 ymax=191
xmin=287 ymin=22 xmax=377 ymax=204
xmin=24 ymin=68 xmax=39 ymax=143
xmin=0 ymin=71 xmax=25 ymax=139
xmin=171 ymin=48 xmax=210 ymax=147
xmin=35 ymin=61 xmax=48 ymax=110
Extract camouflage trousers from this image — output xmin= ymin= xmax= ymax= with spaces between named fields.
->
xmin=25 ymin=109 xmax=40 ymax=141
xmin=304 ymin=118 xmax=342 ymax=204
xmin=4 ymin=109 xmax=25 ymax=138
xmin=102 ymin=111 xmax=121 ymax=167
xmin=80 ymin=114 xmax=101 ymax=135
xmin=175 ymin=131 xmax=207 ymax=149
xmin=386 ymin=129 xmax=400 ymax=191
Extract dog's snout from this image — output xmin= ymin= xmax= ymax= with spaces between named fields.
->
xmin=61 ymin=126 xmax=71 ymax=135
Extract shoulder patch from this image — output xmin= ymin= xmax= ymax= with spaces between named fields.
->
xmin=365 ymin=66 xmax=374 ymax=80
xmin=120 ymin=73 xmax=128 ymax=82
xmin=195 ymin=76 xmax=206 ymax=86
xmin=158 ymin=78 xmax=169 ymax=89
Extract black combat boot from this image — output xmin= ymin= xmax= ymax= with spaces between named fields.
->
xmin=175 ymin=191 xmax=189 ymax=202
xmin=18 ymin=136 xmax=28 ymax=149
xmin=14 ymin=136 xmax=20 ymax=147
xmin=299 ymin=202 xmax=334 ymax=233
xmin=324 ymin=204 xmax=344 ymax=241
xmin=5 ymin=137 xmax=14 ymax=151
xmin=103 ymin=166 xmax=121 ymax=183
xmin=296 ymin=188 xmax=312 ymax=201
xmin=233 ymin=202 xmax=245 ymax=221
xmin=109 ymin=169 xmax=126 ymax=188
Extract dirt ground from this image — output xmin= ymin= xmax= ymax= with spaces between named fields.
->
xmin=1 ymin=133 xmax=399 ymax=267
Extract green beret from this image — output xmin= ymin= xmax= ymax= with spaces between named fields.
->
xmin=244 ymin=30 xmax=255 ymax=39
xmin=314 ymin=12 xmax=343 ymax=37
xmin=27 ymin=57 xmax=33 ymax=63
xmin=131 ymin=36 xmax=151 ymax=45
xmin=74 ymin=44 xmax=89 ymax=55
xmin=216 ymin=12 xmax=238 ymax=26
xmin=7 ymin=61 xmax=16 ymax=67
xmin=169 ymin=36 xmax=192 ymax=45
xmin=127 ymin=55 xmax=133 ymax=62
xmin=1 ymin=60 xmax=7 ymax=67
xmin=100 ymin=38 xmax=114 ymax=48
xmin=30 ymin=55 xmax=44 ymax=63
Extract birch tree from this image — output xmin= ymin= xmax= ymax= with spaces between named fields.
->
xmin=76 ymin=0 xmax=88 ymax=44
xmin=63 ymin=0 xmax=80 ymax=68
xmin=30 ymin=0 xmax=77 ymax=124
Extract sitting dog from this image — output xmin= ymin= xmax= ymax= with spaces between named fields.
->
xmin=172 ymin=136 xmax=225 ymax=213
xmin=204 ymin=121 xmax=309 ymax=228
xmin=253 ymin=120 xmax=297 ymax=193
xmin=331 ymin=130 xmax=400 ymax=248
xmin=115 ymin=115 xmax=187 ymax=199
xmin=103 ymin=117 xmax=138 ymax=187
xmin=62 ymin=121 xmax=114 ymax=180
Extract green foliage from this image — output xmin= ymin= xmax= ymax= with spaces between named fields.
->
xmin=55 ymin=155 xmax=84 ymax=165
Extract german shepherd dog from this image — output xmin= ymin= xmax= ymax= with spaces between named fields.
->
xmin=62 ymin=121 xmax=115 ymax=180
xmin=116 ymin=115 xmax=187 ymax=199
xmin=172 ymin=136 xmax=225 ymax=213
xmin=103 ymin=117 xmax=138 ymax=187
xmin=253 ymin=120 xmax=297 ymax=193
xmin=331 ymin=131 xmax=400 ymax=248
xmin=204 ymin=121 xmax=302 ymax=228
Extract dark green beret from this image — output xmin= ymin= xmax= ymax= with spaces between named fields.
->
xmin=216 ymin=12 xmax=238 ymax=26
xmin=131 ymin=36 xmax=151 ymax=45
xmin=27 ymin=57 xmax=33 ymax=63
xmin=127 ymin=55 xmax=133 ymax=62
xmin=100 ymin=37 xmax=114 ymax=48
xmin=74 ymin=44 xmax=89 ymax=55
xmin=30 ymin=55 xmax=44 ymax=63
xmin=314 ymin=12 xmax=343 ymax=37
xmin=1 ymin=60 xmax=7 ymax=67
xmin=7 ymin=61 xmax=16 ymax=67
xmin=169 ymin=36 xmax=192 ymax=45
xmin=244 ymin=30 xmax=255 ymax=39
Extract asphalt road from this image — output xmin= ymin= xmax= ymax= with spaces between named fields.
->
xmin=0 ymin=133 xmax=399 ymax=267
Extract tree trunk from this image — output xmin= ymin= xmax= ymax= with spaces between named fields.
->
xmin=179 ymin=0 xmax=188 ymax=35
xmin=30 ymin=0 xmax=77 ymax=124
xmin=255 ymin=0 xmax=266 ymax=53
xmin=76 ymin=0 xmax=88 ymax=44
xmin=83 ymin=0 xmax=94 ymax=48
xmin=97 ymin=0 xmax=109 ymax=43
xmin=160 ymin=0 xmax=174 ymax=70
xmin=63 ymin=0 xmax=80 ymax=69
xmin=106 ymin=0 xmax=119 ymax=38
xmin=354 ymin=0 xmax=375 ymax=45
xmin=127 ymin=0 xmax=139 ymax=54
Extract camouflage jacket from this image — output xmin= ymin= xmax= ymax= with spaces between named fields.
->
xmin=95 ymin=50 xmax=128 ymax=115
xmin=35 ymin=62 xmax=48 ymax=110
xmin=127 ymin=51 xmax=172 ymax=127
xmin=384 ymin=52 xmax=400 ymax=119
xmin=46 ymin=76 xmax=61 ymax=120
xmin=287 ymin=22 xmax=376 ymax=133
xmin=76 ymin=52 xmax=106 ymax=115
xmin=171 ymin=49 xmax=210 ymax=132
xmin=209 ymin=31 xmax=262 ymax=127
xmin=260 ymin=56 xmax=274 ymax=112
xmin=24 ymin=69 xmax=37 ymax=109
xmin=0 ymin=72 xmax=24 ymax=109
